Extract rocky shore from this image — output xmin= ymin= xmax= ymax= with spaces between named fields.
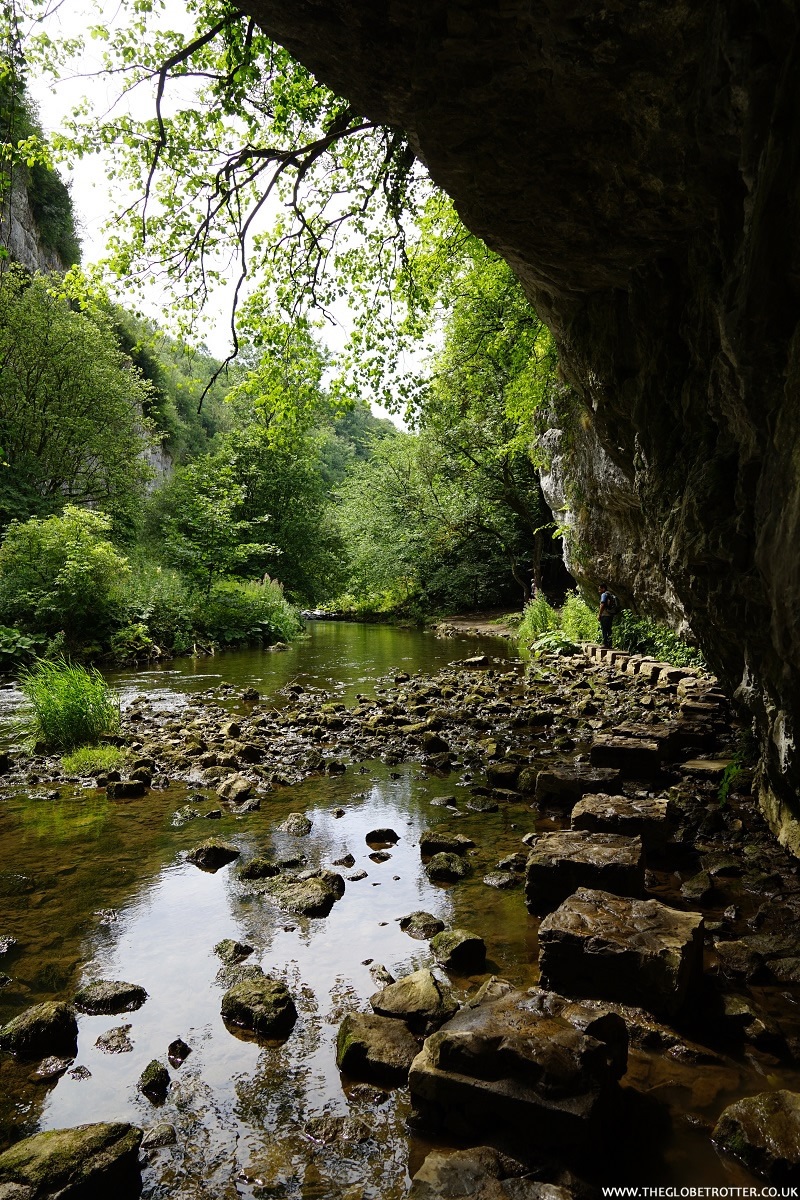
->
xmin=3 ymin=642 xmax=800 ymax=1196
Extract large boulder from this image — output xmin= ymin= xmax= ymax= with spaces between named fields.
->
xmin=589 ymin=737 xmax=662 ymax=778
xmin=221 ymin=977 xmax=297 ymax=1039
xmin=524 ymin=831 xmax=645 ymax=915
xmin=713 ymin=1091 xmax=800 ymax=1183
xmin=0 ymin=1003 xmax=78 ymax=1061
xmin=534 ymin=767 xmax=621 ymax=808
xmin=430 ymin=929 xmax=487 ymax=973
xmin=370 ymin=968 xmax=458 ymax=1033
xmin=425 ymin=854 xmax=471 ymax=883
xmin=538 ymin=889 xmax=703 ymax=1017
xmin=0 ymin=1123 xmax=142 ymax=1198
xmin=73 ymin=981 xmax=147 ymax=1015
xmin=409 ymin=988 xmax=625 ymax=1149
xmin=336 ymin=1012 xmax=420 ymax=1086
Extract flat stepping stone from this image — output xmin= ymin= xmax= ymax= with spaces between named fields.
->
xmin=408 ymin=987 xmax=625 ymax=1149
xmin=679 ymin=758 xmax=735 ymax=780
xmin=611 ymin=723 xmax=680 ymax=755
xmin=571 ymin=793 xmax=676 ymax=847
xmin=221 ymin=977 xmax=297 ymax=1039
xmin=73 ymin=981 xmax=148 ymax=1015
xmin=589 ymin=737 xmax=662 ymax=778
xmin=400 ymin=911 xmax=446 ymax=940
xmin=713 ymin=1090 xmax=800 ymax=1182
xmin=534 ymin=766 xmax=621 ymax=807
xmin=524 ymin=831 xmax=645 ymax=915
xmin=370 ymin=968 xmax=458 ymax=1033
xmin=336 ymin=1012 xmax=419 ymax=1086
xmin=538 ymin=888 xmax=703 ymax=1017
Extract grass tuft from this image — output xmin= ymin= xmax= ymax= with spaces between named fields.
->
xmin=61 ymin=745 xmax=127 ymax=775
xmin=19 ymin=658 xmax=121 ymax=751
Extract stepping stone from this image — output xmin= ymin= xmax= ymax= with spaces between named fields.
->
xmin=408 ymin=987 xmax=625 ymax=1148
xmin=186 ymin=839 xmax=240 ymax=872
xmin=525 ymin=831 xmax=645 ymax=915
xmin=73 ymin=981 xmax=148 ymax=1015
xmin=534 ymin=766 xmax=621 ymax=807
xmin=538 ymin=888 xmax=703 ymax=1017
xmin=713 ymin=1090 xmax=800 ymax=1183
xmin=571 ymin=793 xmax=676 ymax=848
xmin=611 ymin=723 xmax=679 ymax=755
xmin=400 ymin=911 xmax=446 ymax=940
xmin=589 ymin=737 xmax=661 ymax=778
xmin=679 ymin=758 xmax=735 ymax=780
xmin=430 ymin=929 xmax=486 ymax=972
xmin=419 ymin=831 xmax=474 ymax=856
xmin=0 ymin=1123 xmax=142 ymax=1197
xmin=221 ymin=977 xmax=297 ymax=1039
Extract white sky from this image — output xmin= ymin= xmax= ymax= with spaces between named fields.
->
xmin=24 ymin=1 xmax=412 ymax=425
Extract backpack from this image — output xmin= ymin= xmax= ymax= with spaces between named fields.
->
xmin=604 ymin=592 xmax=620 ymax=616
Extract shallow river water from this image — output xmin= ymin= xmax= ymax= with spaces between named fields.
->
xmin=0 ymin=622 xmax=797 ymax=1196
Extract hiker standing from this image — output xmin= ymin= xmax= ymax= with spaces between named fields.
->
xmin=598 ymin=582 xmax=617 ymax=648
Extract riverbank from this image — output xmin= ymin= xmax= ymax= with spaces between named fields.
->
xmin=1 ymin=624 xmax=799 ymax=1197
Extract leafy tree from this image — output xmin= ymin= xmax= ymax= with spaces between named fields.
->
xmin=0 ymin=506 xmax=128 ymax=643
xmin=0 ymin=268 xmax=157 ymax=529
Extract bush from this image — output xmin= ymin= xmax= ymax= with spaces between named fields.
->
xmin=0 ymin=507 xmax=128 ymax=644
xmin=518 ymin=593 xmax=560 ymax=643
xmin=192 ymin=579 xmax=303 ymax=647
xmin=559 ymin=592 xmax=598 ymax=642
xmin=116 ymin=562 xmax=194 ymax=655
xmin=62 ymin=745 xmax=126 ymax=775
xmin=19 ymin=658 xmax=121 ymax=751
xmin=0 ymin=624 xmax=46 ymax=673
xmin=613 ymin=612 xmax=705 ymax=669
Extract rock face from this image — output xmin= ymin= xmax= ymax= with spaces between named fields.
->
xmin=235 ymin=1 xmax=800 ymax=846
xmin=409 ymin=988 xmax=625 ymax=1148
xmin=0 ymin=1003 xmax=78 ymax=1060
xmin=0 ymin=1122 xmax=142 ymax=1198
xmin=713 ymin=1090 xmax=800 ymax=1183
xmin=538 ymin=889 xmax=704 ymax=1017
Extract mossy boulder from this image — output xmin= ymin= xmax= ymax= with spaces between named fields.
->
xmin=336 ymin=1012 xmax=419 ymax=1086
xmin=186 ymin=839 xmax=240 ymax=872
xmin=430 ymin=929 xmax=486 ymax=973
xmin=73 ymin=981 xmax=147 ymax=1015
xmin=237 ymin=857 xmax=279 ymax=881
xmin=138 ymin=1060 xmax=170 ymax=1104
xmin=0 ymin=1003 xmax=78 ymax=1061
xmin=370 ymin=968 xmax=458 ymax=1033
xmin=0 ymin=1122 xmax=142 ymax=1197
xmin=264 ymin=870 xmax=345 ymax=917
xmin=713 ymin=1090 xmax=800 ymax=1182
xmin=425 ymin=854 xmax=471 ymax=884
xmin=221 ymin=977 xmax=297 ymax=1039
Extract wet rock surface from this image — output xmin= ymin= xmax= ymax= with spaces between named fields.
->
xmin=409 ymin=1147 xmax=572 ymax=1199
xmin=185 ymin=839 xmax=240 ymax=871
xmin=72 ymin=980 xmax=148 ymax=1015
xmin=370 ymin=968 xmax=458 ymax=1033
xmin=0 ymin=1003 xmax=78 ymax=1061
xmin=0 ymin=1122 xmax=142 ymax=1198
xmin=220 ymin=977 xmax=298 ymax=1039
xmin=713 ymin=1091 xmax=800 ymax=1183
xmin=336 ymin=1012 xmax=420 ymax=1086
xmin=524 ymin=831 xmax=645 ymax=915
xmin=539 ymin=889 xmax=704 ymax=1017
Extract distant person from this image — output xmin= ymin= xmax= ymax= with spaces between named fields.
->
xmin=598 ymin=582 xmax=618 ymax=648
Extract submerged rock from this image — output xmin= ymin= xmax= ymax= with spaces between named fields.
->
xmin=713 ymin=1090 xmax=800 ymax=1182
xmin=237 ymin=857 xmax=279 ymax=881
xmin=221 ymin=977 xmax=297 ymax=1039
xmin=538 ymin=889 xmax=703 ymax=1017
xmin=304 ymin=1114 xmax=371 ymax=1145
xmin=426 ymin=853 xmax=471 ymax=883
xmin=370 ymin=968 xmax=458 ymax=1033
xmin=336 ymin=1012 xmax=419 ymax=1086
xmin=524 ymin=831 xmax=645 ymax=915
xmin=0 ymin=1002 xmax=78 ymax=1060
xmin=73 ymin=981 xmax=148 ymax=1015
xmin=0 ymin=1122 xmax=142 ymax=1198
xmin=95 ymin=1025 xmax=133 ymax=1054
xmin=278 ymin=812 xmax=313 ymax=836
xmin=430 ymin=929 xmax=486 ymax=972
xmin=186 ymin=839 xmax=240 ymax=872
xmin=400 ymin=911 xmax=446 ymax=940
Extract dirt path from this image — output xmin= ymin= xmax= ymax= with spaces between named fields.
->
xmin=432 ymin=609 xmax=520 ymax=639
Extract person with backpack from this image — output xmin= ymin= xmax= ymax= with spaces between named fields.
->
xmin=598 ymin=583 xmax=619 ymax=648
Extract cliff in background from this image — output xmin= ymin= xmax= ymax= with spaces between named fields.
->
xmin=237 ymin=0 xmax=800 ymax=849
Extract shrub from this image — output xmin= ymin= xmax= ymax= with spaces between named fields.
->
xmin=518 ymin=593 xmax=560 ymax=643
xmin=0 ymin=624 xmax=46 ymax=673
xmin=19 ymin=658 xmax=121 ymax=751
xmin=613 ymin=611 xmax=705 ymax=669
xmin=109 ymin=623 xmax=156 ymax=665
xmin=192 ymin=579 xmax=303 ymax=647
xmin=116 ymin=562 xmax=194 ymax=654
xmin=62 ymin=745 xmax=126 ymax=775
xmin=0 ymin=507 xmax=128 ymax=643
